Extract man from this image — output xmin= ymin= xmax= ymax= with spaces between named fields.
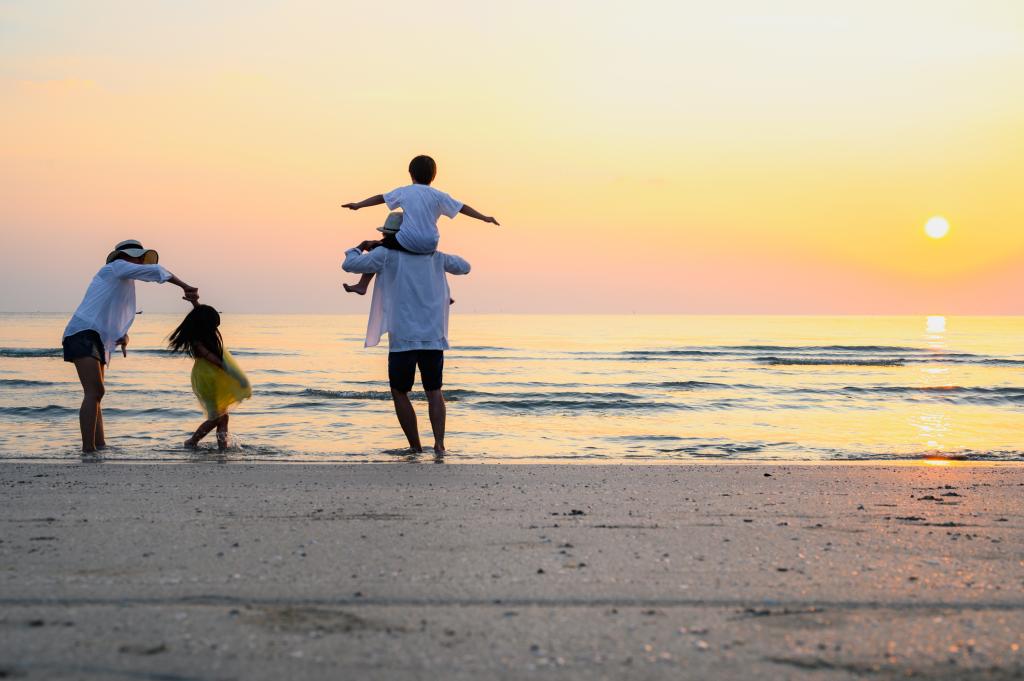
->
xmin=342 ymin=231 xmax=470 ymax=454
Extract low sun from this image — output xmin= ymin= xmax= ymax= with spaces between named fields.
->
xmin=925 ymin=216 xmax=950 ymax=239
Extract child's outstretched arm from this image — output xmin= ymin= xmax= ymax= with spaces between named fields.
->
xmin=459 ymin=204 xmax=500 ymax=226
xmin=341 ymin=195 xmax=385 ymax=210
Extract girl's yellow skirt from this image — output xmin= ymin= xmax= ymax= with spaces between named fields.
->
xmin=191 ymin=349 xmax=252 ymax=420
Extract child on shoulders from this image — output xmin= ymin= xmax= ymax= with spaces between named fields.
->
xmin=341 ymin=154 xmax=498 ymax=295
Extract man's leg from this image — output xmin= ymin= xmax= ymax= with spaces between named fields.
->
xmin=72 ymin=357 xmax=104 ymax=453
xmin=420 ymin=351 xmax=446 ymax=453
xmin=389 ymin=351 xmax=422 ymax=452
xmin=425 ymin=390 xmax=446 ymax=454
xmin=391 ymin=389 xmax=422 ymax=452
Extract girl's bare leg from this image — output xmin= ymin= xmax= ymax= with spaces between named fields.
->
xmin=343 ymin=272 xmax=374 ymax=295
xmin=216 ymin=414 xmax=229 ymax=450
xmin=73 ymin=357 xmax=104 ymax=453
xmin=185 ymin=417 xmax=220 ymax=448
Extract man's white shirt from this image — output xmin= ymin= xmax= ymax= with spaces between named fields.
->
xmin=342 ymin=247 xmax=470 ymax=351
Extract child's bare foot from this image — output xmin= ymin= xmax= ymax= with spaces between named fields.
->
xmin=343 ymin=282 xmax=368 ymax=295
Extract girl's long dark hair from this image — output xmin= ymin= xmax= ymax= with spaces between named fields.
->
xmin=167 ymin=304 xmax=223 ymax=359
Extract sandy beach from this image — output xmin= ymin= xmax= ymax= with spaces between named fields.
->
xmin=2 ymin=461 xmax=1023 ymax=680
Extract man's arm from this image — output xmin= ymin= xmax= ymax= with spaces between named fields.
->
xmin=341 ymin=195 xmax=385 ymax=211
xmin=458 ymin=204 xmax=499 ymax=226
xmin=342 ymin=245 xmax=388 ymax=274
xmin=442 ymin=253 xmax=471 ymax=275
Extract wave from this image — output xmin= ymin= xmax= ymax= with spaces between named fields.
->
xmin=840 ymin=385 xmax=1024 ymax=405
xmin=838 ymin=449 xmax=1024 ymax=462
xmin=0 ymin=346 xmax=296 ymax=359
xmin=612 ymin=345 xmax=1024 ymax=368
xmin=0 ymin=404 xmax=196 ymax=417
xmin=628 ymin=380 xmax=743 ymax=390
xmin=729 ymin=344 xmax=918 ymax=353
xmin=0 ymin=348 xmax=61 ymax=358
xmin=757 ymin=356 xmax=906 ymax=367
xmin=475 ymin=398 xmax=685 ymax=412
xmin=0 ymin=378 xmax=60 ymax=387
xmin=131 ymin=348 xmax=297 ymax=357
xmin=0 ymin=404 xmax=75 ymax=416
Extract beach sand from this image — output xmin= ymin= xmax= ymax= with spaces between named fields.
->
xmin=2 ymin=461 xmax=1023 ymax=680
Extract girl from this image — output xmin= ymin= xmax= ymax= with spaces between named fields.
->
xmin=168 ymin=303 xmax=251 ymax=450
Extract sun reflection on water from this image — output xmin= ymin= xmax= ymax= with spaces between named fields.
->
xmin=915 ymin=316 xmax=952 ymax=455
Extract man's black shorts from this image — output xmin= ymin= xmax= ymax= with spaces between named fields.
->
xmin=388 ymin=350 xmax=444 ymax=393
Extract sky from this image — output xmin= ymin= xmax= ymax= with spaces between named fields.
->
xmin=1 ymin=0 xmax=1023 ymax=314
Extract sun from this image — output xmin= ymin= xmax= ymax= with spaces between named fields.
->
xmin=925 ymin=216 xmax=950 ymax=239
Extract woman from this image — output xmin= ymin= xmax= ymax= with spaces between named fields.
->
xmin=62 ymin=239 xmax=199 ymax=453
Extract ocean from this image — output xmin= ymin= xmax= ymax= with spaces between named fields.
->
xmin=0 ymin=313 xmax=1022 ymax=462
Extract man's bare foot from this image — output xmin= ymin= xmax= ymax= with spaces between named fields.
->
xmin=183 ymin=438 xmax=198 ymax=449
xmin=343 ymin=282 xmax=368 ymax=295
xmin=433 ymin=443 xmax=446 ymax=455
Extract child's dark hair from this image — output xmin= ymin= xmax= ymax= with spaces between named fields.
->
xmin=168 ymin=304 xmax=223 ymax=360
xmin=408 ymin=155 xmax=436 ymax=185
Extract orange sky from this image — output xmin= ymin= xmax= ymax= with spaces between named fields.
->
xmin=2 ymin=1 xmax=1023 ymax=314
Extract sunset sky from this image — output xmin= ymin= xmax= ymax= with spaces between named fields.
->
xmin=2 ymin=1 xmax=1023 ymax=314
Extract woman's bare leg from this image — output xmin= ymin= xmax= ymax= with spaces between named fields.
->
xmin=73 ymin=357 xmax=104 ymax=453
xmin=94 ymin=362 xmax=106 ymax=448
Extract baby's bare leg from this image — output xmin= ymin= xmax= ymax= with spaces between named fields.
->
xmin=216 ymin=414 xmax=230 ymax=450
xmin=344 ymin=272 xmax=373 ymax=295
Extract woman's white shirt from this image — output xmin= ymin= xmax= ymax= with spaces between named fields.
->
xmin=63 ymin=260 xmax=172 ymax=363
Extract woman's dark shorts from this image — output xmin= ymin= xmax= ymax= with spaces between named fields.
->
xmin=388 ymin=350 xmax=444 ymax=392
xmin=62 ymin=329 xmax=105 ymax=365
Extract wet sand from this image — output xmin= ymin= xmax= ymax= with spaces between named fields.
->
xmin=2 ymin=462 xmax=1023 ymax=680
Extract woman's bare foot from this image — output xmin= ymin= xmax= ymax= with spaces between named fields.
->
xmin=343 ymin=282 xmax=368 ymax=295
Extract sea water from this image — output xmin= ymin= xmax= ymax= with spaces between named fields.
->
xmin=0 ymin=313 xmax=1022 ymax=462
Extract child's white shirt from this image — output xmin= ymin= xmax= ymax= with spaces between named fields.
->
xmin=383 ymin=184 xmax=463 ymax=254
